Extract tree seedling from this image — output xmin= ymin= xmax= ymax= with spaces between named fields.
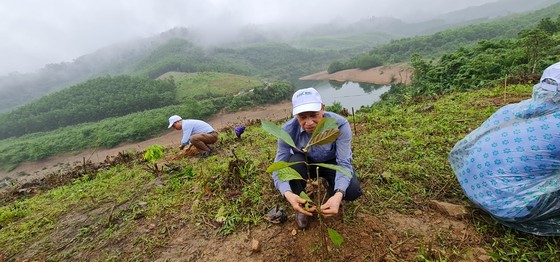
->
xmin=143 ymin=144 xmax=165 ymax=175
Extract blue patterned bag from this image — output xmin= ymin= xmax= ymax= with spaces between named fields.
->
xmin=448 ymin=62 xmax=560 ymax=235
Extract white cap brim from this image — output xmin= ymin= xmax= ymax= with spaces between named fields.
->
xmin=168 ymin=115 xmax=182 ymax=128
xmin=293 ymin=102 xmax=322 ymax=115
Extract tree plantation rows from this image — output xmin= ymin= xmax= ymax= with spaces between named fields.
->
xmin=0 ymin=76 xmax=176 ymax=139
xmin=0 ymin=75 xmax=294 ymax=170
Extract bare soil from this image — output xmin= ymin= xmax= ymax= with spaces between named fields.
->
xmin=299 ymin=64 xmax=413 ymax=84
xmin=151 ymin=209 xmax=486 ymax=262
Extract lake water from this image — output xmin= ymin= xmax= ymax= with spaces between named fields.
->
xmin=299 ymin=80 xmax=390 ymax=111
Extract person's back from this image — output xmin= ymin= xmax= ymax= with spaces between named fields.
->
xmin=448 ymin=62 xmax=560 ymax=235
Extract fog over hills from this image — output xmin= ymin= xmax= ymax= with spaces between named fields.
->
xmin=0 ymin=0 xmax=505 ymax=76
xmin=0 ymin=0 xmax=557 ymax=113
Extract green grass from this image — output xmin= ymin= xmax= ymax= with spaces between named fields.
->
xmin=354 ymin=86 xmax=524 ymax=212
xmin=2 ymin=84 xmax=560 ymax=260
xmin=158 ymin=71 xmax=264 ymax=100
xmin=0 ymin=102 xmax=217 ymax=172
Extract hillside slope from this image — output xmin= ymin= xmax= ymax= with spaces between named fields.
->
xmin=3 ymin=84 xmax=558 ymax=261
xmin=0 ymin=71 xmax=295 ymax=175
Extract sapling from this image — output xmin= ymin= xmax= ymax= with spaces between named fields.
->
xmin=143 ymin=144 xmax=165 ymax=175
xmin=263 ymin=117 xmax=351 ymax=250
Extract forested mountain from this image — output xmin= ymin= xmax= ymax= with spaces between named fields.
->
xmin=434 ymin=0 xmax=559 ymax=24
xmin=0 ymin=29 xmax=189 ymax=113
xmin=330 ymin=3 xmax=560 ymax=73
xmin=131 ymin=39 xmax=344 ymax=83
xmin=1 ymin=0 xmax=556 ymax=113
xmin=0 ymin=30 xmax=349 ymax=113
xmin=0 ymin=76 xmax=176 ymax=140
xmin=316 ymin=0 xmax=559 ymax=38
xmin=375 ymin=15 xmax=560 ymax=104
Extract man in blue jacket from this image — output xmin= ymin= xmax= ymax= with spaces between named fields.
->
xmin=272 ymin=87 xmax=362 ymax=229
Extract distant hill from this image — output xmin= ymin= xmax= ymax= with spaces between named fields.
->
xmin=0 ymin=72 xmax=265 ymax=140
xmin=434 ymin=0 xmax=559 ymax=24
xmin=0 ymin=28 xmax=191 ymax=113
xmin=337 ymin=2 xmax=560 ymax=70
xmin=0 ymin=0 xmax=557 ymax=113
xmin=340 ymin=0 xmax=560 ymax=37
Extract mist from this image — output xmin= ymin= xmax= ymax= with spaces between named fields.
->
xmin=0 ymin=0 xmax=499 ymax=76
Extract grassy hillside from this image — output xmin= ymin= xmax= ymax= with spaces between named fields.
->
xmin=2 ymin=83 xmax=559 ymax=261
xmin=0 ymin=76 xmax=177 ymax=140
xmin=0 ymin=72 xmax=264 ymax=140
xmin=158 ymin=71 xmax=264 ymax=100
xmin=0 ymin=73 xmax=292 ymax=171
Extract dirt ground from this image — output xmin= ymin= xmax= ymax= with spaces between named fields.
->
xmin=299 ymin=64 xmax=412 ymax=85
xmin=152 ymin=210 xmax=486 ymax=262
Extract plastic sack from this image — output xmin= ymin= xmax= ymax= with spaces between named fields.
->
xmin=448 ymin=84 xmax=560 ymax=235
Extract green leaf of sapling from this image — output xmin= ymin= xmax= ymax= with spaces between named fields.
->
xmin=261 ymin=121 xmax=298 ymax=150
xmin=311 ymin=117 xmax=338 ymax=138
xmin=307 ymin=128 xmax=340 ymax=148
xmin=328 ymin=228 xmax=344 ymax=246
xmin=277 ymin=167 xmax=305 ymax=181
xmin=266 ymin=161 xmax=303 ymax=172
xmin=299 ymin=191 xmax=312 ymax=202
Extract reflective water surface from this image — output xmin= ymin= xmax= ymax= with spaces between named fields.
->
xmin=300 ymin=80 xmax=390 ymax=111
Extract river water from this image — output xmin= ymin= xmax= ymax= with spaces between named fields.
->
xmin=299 ymin=80 xmax=390 ymax=111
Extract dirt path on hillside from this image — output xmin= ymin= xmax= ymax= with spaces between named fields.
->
xmin=0 ymin=101 xmax=292 ymax=186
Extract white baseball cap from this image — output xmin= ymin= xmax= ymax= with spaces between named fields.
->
xmin=168 ymin=115 xmax=182 ymax=128
xmin=540 ymin=62 xmax=560 ymax=91
xmin=292 ymin=88 xmax=323 ymax=115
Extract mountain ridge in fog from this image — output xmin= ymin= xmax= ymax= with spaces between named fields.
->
xmin=0 ymin=0 xmax=557 ymax=113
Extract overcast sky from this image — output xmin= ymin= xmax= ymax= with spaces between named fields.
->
xmin=0 ymin=0 xmax=497 ymax=76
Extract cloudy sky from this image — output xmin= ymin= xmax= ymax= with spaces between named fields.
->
xmin=0 ymin=0 xmax=497 ymax=76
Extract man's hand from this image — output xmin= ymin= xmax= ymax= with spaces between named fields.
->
xmin=320 ymin=191 xmax=343 ymax=217
xmin=179 ymin=144 xmax=185 ymax=150
xmin=284 ymin=191 xmax=316 ymax=216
